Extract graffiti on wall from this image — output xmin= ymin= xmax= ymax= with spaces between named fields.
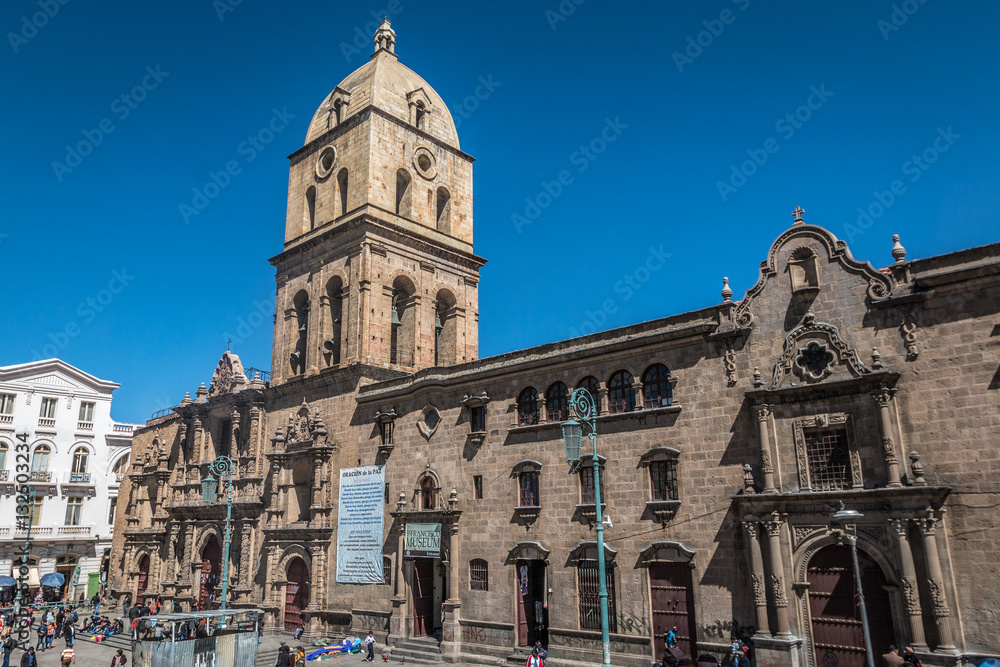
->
xmin=699 ymin=618 xmax=756 ymax=643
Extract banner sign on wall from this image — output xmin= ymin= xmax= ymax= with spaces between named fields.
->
xmin=335 ymin=465 xmax=386 ymax=584
xmin=404 ymin=523 xmax=441 ymax=559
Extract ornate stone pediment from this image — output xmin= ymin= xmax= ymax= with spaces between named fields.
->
xmin=272 ymin=398 xmax=329 ymax=447
xmin=769 ymin=313 xmax=873 ymax=389
xmin=208 ymin=351 xmax=246 ymax=398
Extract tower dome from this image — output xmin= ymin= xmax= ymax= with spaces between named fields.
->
xmin=304 ymin=19 xmax=460 ymax=149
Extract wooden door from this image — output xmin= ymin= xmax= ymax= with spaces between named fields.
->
xmin=412 ymin=559 xmax=434 ymax=637
xmin=808 ymin=545 xmax=896 ymax=667
xmin=136 ymin=555 xmax=150 ymax=600
xmin=198 ymin=536 xmax=222 ymax=611
xmin=516 ymin=560 xmax=547 ymax=647
xmin=284 ymin=558 xmax=309 ymax=631
xmin=650 ymin=562 xmax=697 ymax=660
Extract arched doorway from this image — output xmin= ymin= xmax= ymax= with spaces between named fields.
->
xmin=136 ymin=555 xmax=150 ymax=601
xmin=807 ymin=544 xmax=896 ymax=667
xmin=55 ymin=555 xmax=78 ymax=601
xmin=284 ymin=558 xmax=309 ymax=631
xmin=199 ymin=535 xmax=222 ymax=611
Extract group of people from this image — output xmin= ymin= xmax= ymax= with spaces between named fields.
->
xmin=0 ymin=604 xmax=82 ymax=667
xmin=273 ymin=640 xmax=308 ymax=667
xmin=883 ymin=644 xmax=923 ymax=667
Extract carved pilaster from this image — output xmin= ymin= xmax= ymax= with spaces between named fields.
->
xmin=755 ymin=404 xmax=777 ymax=493
xmin=741 ymin=520 xmax=771 ymax=635
xmin=763 ymin=515 xmax=791 ymax=635
xmin=915 ymin=514 xmax=955 ymax=649
xmin=872 ymin=386 xmax=902 ymax=487
xmin=889 ymin=518 xmax=926 ymax=650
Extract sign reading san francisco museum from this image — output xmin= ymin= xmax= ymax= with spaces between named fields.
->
xmin=335 ymin=465 xmax=386 ymax=584
xmin=404 ymin=523 xmax=441 ymax=559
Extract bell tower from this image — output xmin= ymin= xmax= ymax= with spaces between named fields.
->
xmin=269 ymin=20 xmax=485 ymax=385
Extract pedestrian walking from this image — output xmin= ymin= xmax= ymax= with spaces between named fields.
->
xmin=63 ymin=621 xmax=74 ymax=648
xmin=45 ymin=623 xmax=55 ymax=650
xmin=364 ymin=631 xmax=376 ymax=662
xmin=18 ymin=647 xmax=35 ymax=667
xmin=275 ymin=641 xmax=291 ymax=667
xmin=1 ymin=634 xmax=14 ymax=667
xmin=110 ymin=649 xmax=128 ymax=667
xmin=91 ymin=593 xmax=101 ymax=616
xmin=34 ymin=622 xmax=44 ymax=651
xmin=59 ymin=646 xmax=75 ymax=666
xmin=55 ymin=609 xmax=64 ymax=638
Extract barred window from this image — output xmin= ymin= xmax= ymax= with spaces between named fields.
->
xmin=470 ymin=405 xmax=486 ymax=433
xmin=519 ymin=471 xmax=540 ymax=507
xmin=470 ymin=559 xmax=489 ymax=591
xmin=642 ymin=364 xmax=672 ymax=408
xmin=383 ymin=557 xmax=392 ymax=586
xmin=517 ymin=387 xmax=539 ymax=426
xmin=578 ymin=561 xmax=617 ymax=632
xmin=806 ymin=429 xmax=851 ymax=491
xmin=650 ymin=460 xmax=678 ymax=501
xmin=607 ymin=370 xmax=635 ymax=414
xmin=545 ymin=382 xmax=569 ymax=422
xmin=379 ymin=420 xmax=394 ymax=446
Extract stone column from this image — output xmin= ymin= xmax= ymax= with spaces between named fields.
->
xmin=394 ymin=528 xmax=405 ymax=598
xmin=742 ymin=520 xmax=771 ymax=635
xmin=755 ymin=404 xmax=777 ymax=494
xmin=763 ymin=515 xmax=791 ymax=636
xmin=597 ymin=387 xmax=608 ymax=415
xmin=633 ymin=382 xmax=644 ymax=410
xmin=447 ymin=523 xmax=461 ymax=604
xmin=889 ymin=519 xmax=927 ymax=650
xmin=872 ymin=386 xmax=902 ymax=487
xmin=916 ymin=515 xmax=955 ymax=650
xmin=442 ymin=522 xmax=462 ymax=655
xmin=166 ymin=524 xmax=179 ymax=581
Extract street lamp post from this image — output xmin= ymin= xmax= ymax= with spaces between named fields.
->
xmin=833 ymin=502 xmax=874 ymax=667
xmin=202 ymin=455 xmax=235 ymax=626
xmin=561 ymin=388 xmax=612 ymax=667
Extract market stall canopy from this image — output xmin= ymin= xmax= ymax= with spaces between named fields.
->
xmin=39 ymin=572 xmax=64 ymax=587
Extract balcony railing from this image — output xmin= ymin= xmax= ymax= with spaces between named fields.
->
xmin=76 ymin=421 xmax=93 ymax=431
xmin=150 ymin=408 xmax=175 ymax=419
xmin=0 ymin=415 xmax=12 ymax=425
xmin=0 ymin=470 xmax=8 ymax=481
xmin=69 ymin=472 xmax=91 ymax=483
xmin=244 ymin=367 xmax=271 ymax=384
xmin=37 ymin=418 xmax=55 ymax=428
xmin=112 ymin=423 xmax=134 ymax=433
xmin=29 ymin=471 xmax=52 ymax=482
xmin=14 ymin=527 xmax=52 ymax=536
xmin=57 ymin=526 xmax=91 ymax=536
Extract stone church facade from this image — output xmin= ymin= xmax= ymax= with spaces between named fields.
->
xmin=109 ymin=20 xmax=1000 ymax=667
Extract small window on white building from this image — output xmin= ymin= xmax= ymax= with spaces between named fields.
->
xmin=65 ymin=496 xmax=83 ymax=526
xmin=78 ymin=401 xmax=95 ymax=423
xmin=39 ymin=398 xmax=57 ymax=419
xmin=108 ymin=497 xmax=118 ymax=525
xmin=0 ymin=442 xmax=7 ymax=470
xmin=0 ymin=394 xmax=14 ymax=414
xmin=31 ymin=445 xmax=50 ymax=473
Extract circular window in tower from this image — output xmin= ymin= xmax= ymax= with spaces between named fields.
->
xmin=315 ymin=145 xmax=337 ymax=179
xmin=412 ymin=146 xmax=437 ymax=180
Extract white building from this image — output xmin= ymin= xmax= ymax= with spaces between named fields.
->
xmin=0 ymin=359 xmax=138 ymax=601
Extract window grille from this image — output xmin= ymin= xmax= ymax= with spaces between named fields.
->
xmin=470 ymin=559 xmax=489 ymax=591
xmin=578 ymin=561 xmax=617 ymax=632
xmin=650 ymin=460 xmax=679 ymax=501
xmin=806 ymin=429 xmax=851 ymax=491
xmin=380 ymin=420 xmax=394 ymax=446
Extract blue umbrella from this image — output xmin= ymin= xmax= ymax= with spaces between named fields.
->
xmin=39 ymin=572 xmax=65 ymax=587
xmin=0 ymin=576 xmax=16 ymax=587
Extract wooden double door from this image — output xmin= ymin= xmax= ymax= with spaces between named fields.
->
xmin=650 ymin=562 xmax=697 ymax=661
xmin=198 ymin=536 xmax=221 ymax=611
xmin=807 ymin=545 xmax=896 ymax=667
xmin=284 ymin=558 xmax=309 ymax=631
xmin=516 ymin=560 xmax=547 ymax=648
xmin=412 ymin=559 xmax=436 ymax=637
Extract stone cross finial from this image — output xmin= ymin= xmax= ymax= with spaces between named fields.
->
xmin=721 ymin=277 xmax=733 ymax=302
xmin=373 ymin=18 xmax=396 ymax=54
xmin=892 ymin=234 xmax=907 ymax=263
xmin=791 ymin=206 xmax=805 ymax=225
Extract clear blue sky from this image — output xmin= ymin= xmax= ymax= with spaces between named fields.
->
xmin=2 ymin=1 xmax=998 ymax=423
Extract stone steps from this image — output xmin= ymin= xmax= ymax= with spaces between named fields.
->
xmin=389 ymin=636 xmax=443 ymax=665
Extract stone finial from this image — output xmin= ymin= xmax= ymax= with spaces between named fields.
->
xmin=753 ymin=367 xmax=763 ymax=388
xmin=195 ymin=383 xmax=208 ymax=404
xmin=742 ymin=464 xmax=756 ymax=494
xmin=909 ymin=451 xmax=926 ymax=486
xmin=721 ymin=277 xmax=733 ymax=302
xmin=891 ymin=234 xmax=907 ymax=263
xmin=871 ymin=347 xmax=883 ymax=370
xmin=373 ymin=18 xmax=396 ymax=54
xmin=791 ymin=206 xmax=805 ymax=225
xmin=180 ymin=392 xmax=193 ymax=406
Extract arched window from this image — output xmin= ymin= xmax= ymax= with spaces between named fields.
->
xmin=337 ymin=168 xmax=349 ymax=217
xmin=31 ymin=445 xmax=50 ymax=473
xmin=576 ymin=376 xmax=601 ymax=414
xmin=415 ymin=101 xmax=427 ymax=130
xmin=420 ymin=477 xmax=436 ymax=510
xmin=291 ymin=461 xmax=312 ymax=522
xmin=332 ymin=99 xmax=343 ymax=125
xmin=71 ymin=447 xmax=89 ymax=474
xmin=434 ymin=290 xmax=456 ymax=366
xmin=304 ymin=186 xmax=316 ymax=232
xmin=607 ymin=370 xmax=636 ymax=414
xmin=642 ymin=364 xmax=673 ymax=408
xmin=436 ymin=187 xmax=451 ymax=234
xmin=390 ymin=276 xmax=416 ymax=366
xmin=470 ymin=559 xmax=488 ymax=591
xmin=515 ymin=461 xmax=541 ymax=508
xmin=325 ymin=276 xmax=344 ymax=365
xmin=545 ymin=382 xmax=569 ymax=422
xmin=112 ymin=454 xmax=130 ymax=483
xmin=517 ymin=388 xmax=539 ymax=426
xmin=395 ymin=169 xmax=412 ymax=217
xmin=290 ymin=290 xmax=310 ymax=376
xmin=0 ymin=442 xmax=7 ymax=471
